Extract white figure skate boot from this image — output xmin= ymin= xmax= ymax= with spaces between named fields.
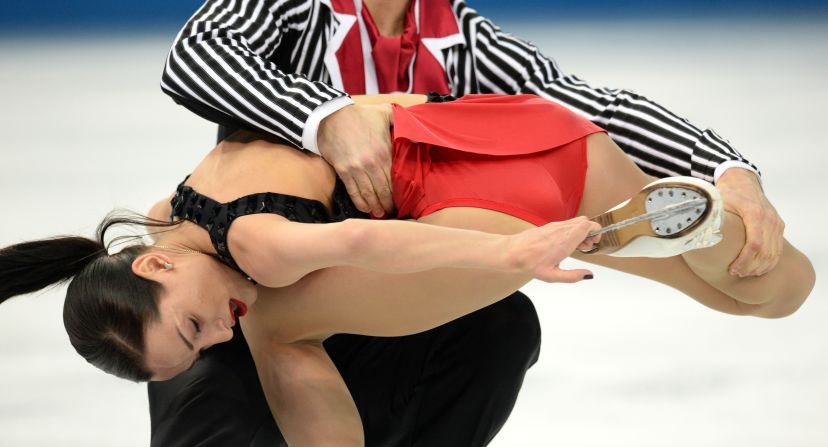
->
xmin=583 ymin=176 xmax=723 ymax=257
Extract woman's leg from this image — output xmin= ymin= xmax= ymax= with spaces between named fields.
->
xmin=253 ymin=134 xmax=814 ymax=344
xmin=574 ymin=133 xmax=815 ymax=318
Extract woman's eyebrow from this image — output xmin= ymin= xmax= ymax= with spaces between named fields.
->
xmin=175 ymin=325 xmax=194 ymax=351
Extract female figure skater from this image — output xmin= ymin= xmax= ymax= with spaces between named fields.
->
xmin=0 ymin=94 xmax=814 ymax=443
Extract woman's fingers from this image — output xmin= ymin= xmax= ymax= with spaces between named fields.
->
xmin=581 ymin=220 xmax=602 ymax=250
xmin=519 ymin=217 xmax=601 ymax=283
xmin=567 ymin=218 xmax=601 ymax=253
xmin=540 ymin=266 xmax=594 ymax=283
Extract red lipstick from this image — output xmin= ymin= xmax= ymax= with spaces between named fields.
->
xmin=230 ymin=298 xmax=248 ymax=317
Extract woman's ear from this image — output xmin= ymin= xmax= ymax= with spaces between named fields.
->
xmin=132 ymin=252 xmax=173 ymax=279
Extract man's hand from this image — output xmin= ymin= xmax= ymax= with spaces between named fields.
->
xmin=716 ymin=168 xmax=785 ymax=277
xmin=317 ymin=103 xmax=394 ymax=217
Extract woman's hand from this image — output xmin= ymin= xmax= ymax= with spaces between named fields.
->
xmin=508 ymin=216 xmax=601 ymax=283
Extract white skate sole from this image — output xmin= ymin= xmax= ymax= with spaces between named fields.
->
xmin=583 ymin=176 xmax=723 ymax=257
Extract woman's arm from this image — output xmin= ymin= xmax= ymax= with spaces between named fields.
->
xmin=227 ymin=214 xmax=598 ymax=288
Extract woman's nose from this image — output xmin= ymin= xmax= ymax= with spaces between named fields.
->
xmin=212 ymin=319 xmax=234 ymax=344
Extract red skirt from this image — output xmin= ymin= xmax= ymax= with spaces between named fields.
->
xmin=390 ymin=94 xmax=605 ymax=225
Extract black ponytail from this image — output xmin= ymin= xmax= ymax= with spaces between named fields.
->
xmin=0 ymin=236 xmax=104 ymax=304
xmin=1 ymin=210 xmax=181 ymax=382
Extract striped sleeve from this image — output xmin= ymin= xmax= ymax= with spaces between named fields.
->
xmin=450 ymin=0 xmax=759 ymax=182
xmin=161 ymin=0 xmax=348 ymax=149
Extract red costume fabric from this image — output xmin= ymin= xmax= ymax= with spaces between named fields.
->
xmin=391 ymin=94 xmax=606 ymax=225
xmin=328 ymin=2 xmax=603 ymax=225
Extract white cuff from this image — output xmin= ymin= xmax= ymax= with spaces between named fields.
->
xmin=301 ymin=96 xmax=355 ymax=155
xmin=713 ymin=161 xmax=762 ymax=185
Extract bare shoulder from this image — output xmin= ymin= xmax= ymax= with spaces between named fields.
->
xmin=187 ymin=135 xmax=336 ymax=205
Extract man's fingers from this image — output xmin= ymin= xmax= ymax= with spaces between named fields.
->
xmin=353 ymin=170 xmax=384 ymax=217
xmin=318 ymin=104 xmax=395 ymax=217
xmin=340 ymin=173 xmax=371 ymax=214
xmin=717 ymin=169 xmax=786 ymax=278
xmin=729 ymin=209 xmax=762 ymax=275
xmin=731 ymin=208 xmax=785 ymax=277
xmin=753 ymin=223 xmax=784 ymax=276
xmin=367 ymin=163 xmax=394 ymax=214
xmin=765 ymin=229 xmax=785 ymax=273
xmin=747 ymin=220 xmax=777 ymax=275
xmin=757 ymin=255 xmax=781 ymax=276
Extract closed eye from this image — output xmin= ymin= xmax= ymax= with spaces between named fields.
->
xmin=191 ymin=318 xmax=201 ymax=334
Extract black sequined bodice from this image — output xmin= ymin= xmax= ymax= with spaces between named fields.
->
xmin=170 ymin=176 xmax=368 ymax=280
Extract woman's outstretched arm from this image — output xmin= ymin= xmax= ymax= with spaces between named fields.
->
xmin=227 ymin=214 xmax=599 ymax=288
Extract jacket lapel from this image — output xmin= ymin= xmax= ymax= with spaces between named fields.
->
xmin=323 ymin=0 xmax=360 ymax=92
xmin=419 ymin=0 xmax=464 ymax=73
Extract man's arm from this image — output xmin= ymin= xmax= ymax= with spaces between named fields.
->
xmin=243 ymin=339 xmax=364 ymax=447
xmin=163 ymin=0 xmax=396 ymax=217
xmin=451 ymin=0 xmax=753 ymax=181
xmin=161 ymin=0 xmax=349 ymax=151
xmin=449 ymin=0 xmax=781 ymax=275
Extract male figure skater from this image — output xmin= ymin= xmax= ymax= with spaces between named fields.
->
xmin=149 ymin=0 xmax=784 ymax=445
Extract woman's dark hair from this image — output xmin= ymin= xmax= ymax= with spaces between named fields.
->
xmin=0 ymin=212 xmax=179 ymax=382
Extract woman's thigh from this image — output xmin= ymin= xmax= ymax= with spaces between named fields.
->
xmin=421 ymin=132 xmax=749 ymax=315
xmin=417 ymin=206 xmax=534 ymax=234
xmin=577 ymin=133 xmax=656 ymax=218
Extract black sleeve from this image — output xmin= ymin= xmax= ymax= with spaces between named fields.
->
xmin=148 ymin=327 xmax=286 ymax=447
xmin=161 ymin=0 xmax=348 ymax=150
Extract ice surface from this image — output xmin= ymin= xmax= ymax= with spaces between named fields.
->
xmin=0 ymin=18 xmax=825 ymax=447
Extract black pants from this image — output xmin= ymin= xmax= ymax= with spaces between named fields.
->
xmin=148 ymin=291 xmax=541 ymax=446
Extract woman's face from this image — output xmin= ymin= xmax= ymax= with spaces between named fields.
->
xmin=135 ymin=252 xmax=258 ymax=381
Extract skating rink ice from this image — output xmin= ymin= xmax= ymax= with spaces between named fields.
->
xmin=0 ymin=17 xmax=825 ymax=447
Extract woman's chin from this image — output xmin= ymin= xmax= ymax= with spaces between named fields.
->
xmin=237 ymin=283 xmax=258 ymax=310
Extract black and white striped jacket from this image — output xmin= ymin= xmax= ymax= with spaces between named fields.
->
xmin=161 ymin=0 xmax=757 ymax=182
